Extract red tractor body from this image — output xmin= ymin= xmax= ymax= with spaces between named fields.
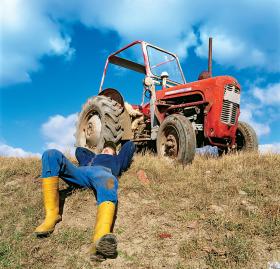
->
xmin=99 ymin=40 xmax=241 ymax=148
xmin=76 ymin=39 xmax=257 ymax=163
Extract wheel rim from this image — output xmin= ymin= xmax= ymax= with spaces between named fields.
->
xmin=79 ymin=114 xmax=102 ymax=148
xmin=159 ymin=125 xmax=179 ymax=158
xmin=236 ymin=129 xmax=245 ymax=150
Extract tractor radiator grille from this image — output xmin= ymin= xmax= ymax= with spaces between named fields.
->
xmin=221 ymin=100 xmax=239 ymax=125
xmin=220 ymin=84 xmax=240 ymax=125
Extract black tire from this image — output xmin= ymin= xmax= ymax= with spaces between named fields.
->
xmin=235 ymin=121 xmax=258 ymax=151
xmin=75 ymin=95 xmax=123 ymax=151
xmin=156 ymin=114 xmax=196 ymax=164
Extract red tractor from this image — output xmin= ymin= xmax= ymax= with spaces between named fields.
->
xmin=75 ymin=38 xmax=258 ymax=164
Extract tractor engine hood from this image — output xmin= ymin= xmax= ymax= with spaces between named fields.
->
xmin=157 ymin=75 xmax=241 ymax=102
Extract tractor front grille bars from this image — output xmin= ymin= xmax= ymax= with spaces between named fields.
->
xmin=221 ymin=100 xmax=239 ymax=125
xmin=220 ymin=84 xmax=240 ymax=125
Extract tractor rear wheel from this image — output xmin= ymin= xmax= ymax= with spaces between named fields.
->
xmin=75 ymin=95 xmax=123 ymax=152
xmin=156 ymin=114 xmax=196 ymax=164
xmin=235 ymin=121 xmax=258 ymax=151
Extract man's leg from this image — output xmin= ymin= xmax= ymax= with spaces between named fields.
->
xmin=88 ymin=167 xmax=118 ymax=261
xmin=35 ymin=149 xmax=89 ymax=236
xmin=34 ymin=175 xmax=61 ymax=236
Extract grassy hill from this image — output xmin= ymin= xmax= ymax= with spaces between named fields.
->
xmin=0 ymin=152 xmax=279 ymax=269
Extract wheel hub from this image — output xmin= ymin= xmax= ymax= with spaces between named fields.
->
xmin=85 ymin=114 xmax=102 ymax=147
xmin=162 ymin=129 xmax=178 ymax=158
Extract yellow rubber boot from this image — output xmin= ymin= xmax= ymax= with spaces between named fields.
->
xmin=90 ymin=201 xmax=117 ymax=261
xmin=34 ymin=176 xmax=62 ymax=236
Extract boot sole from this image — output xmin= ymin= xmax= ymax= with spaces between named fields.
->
xmin=90 ymin=253 xmax=106 ymax=262
xmin=34 ymin=229 xmax=54 ymax=237
xmin=95 ymin=234 xmax=118 ymax=259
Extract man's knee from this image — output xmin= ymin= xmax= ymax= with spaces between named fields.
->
xmin=96 ymin=177 xmax=118 ymax=205
xmin=42 ymin=149 xmax=63 ymax=161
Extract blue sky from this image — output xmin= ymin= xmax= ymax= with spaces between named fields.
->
xmin=0 ymin=0 xmax=280 ymax=156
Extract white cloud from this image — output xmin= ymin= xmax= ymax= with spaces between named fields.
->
xmin=238 ymin=79 xmax=280 ymax=140
xmin=66 ymin=0 xmax=279 ymax=71
xmin=0 ymin=143 xmax=41 ymax=157
xmin=194 ymin=1 xmax=280 ymax=71
xmin=259 ymin=143 xmax=280 ymax=154
xmin=196 ymin=29 xmax=267 ymax=70
xmin=239 ymin=105 xmax=270 ymax=136
xmin=1 ymin=0 xmax=280 ymax=86
xmin=41 ymin=113 xmax=78 ymax=154
xmin=47 ymin=0 xmax=198 ymax=58
xmin=0 ymin=0 xmax=75 ymax=86
xmin=253 ymin=83 xmax=280 ymax=106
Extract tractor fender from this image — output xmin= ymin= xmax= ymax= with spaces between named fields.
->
xmin=99 ymin=88 xmax=133 ymax=140
xmin=99 ymin=88 xmax=125 ymax=107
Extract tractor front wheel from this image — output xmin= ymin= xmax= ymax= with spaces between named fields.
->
xmin=235 ymin=121 xmax=258 ymax=151
xmin=75 ymin=95 xmax=123 ymax=152
xmin=156 ymin=114 xmax=196 ymax=164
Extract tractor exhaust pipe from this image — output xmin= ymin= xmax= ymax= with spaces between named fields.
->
xmin=208 ymin=37 xmax=212 ymax=77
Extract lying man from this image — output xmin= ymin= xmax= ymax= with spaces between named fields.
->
xmin=34 ymin=140 xmax=136 ymax=261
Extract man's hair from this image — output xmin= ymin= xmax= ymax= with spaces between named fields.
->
xmin=103 ymin=141 xmax=117 ymax=153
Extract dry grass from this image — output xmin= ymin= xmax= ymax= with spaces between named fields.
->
xmin=0 ymin=152 xmax=279 ymax=269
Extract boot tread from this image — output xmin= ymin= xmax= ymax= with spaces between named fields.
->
xmin=96 ymin=234 xmax=117 ymax=258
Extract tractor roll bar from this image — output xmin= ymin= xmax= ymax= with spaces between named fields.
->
xmin=99 ymin=41 xmax=146 ymax=93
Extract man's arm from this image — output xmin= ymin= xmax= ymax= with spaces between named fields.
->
xmin=75 ymin=147 xmax=96 ymax=166
xmin=116 ymin=141 xmax=136 ymax=172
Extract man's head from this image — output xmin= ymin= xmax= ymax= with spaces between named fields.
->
xmin=102 ymin=141 xmax=117 ymax=155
